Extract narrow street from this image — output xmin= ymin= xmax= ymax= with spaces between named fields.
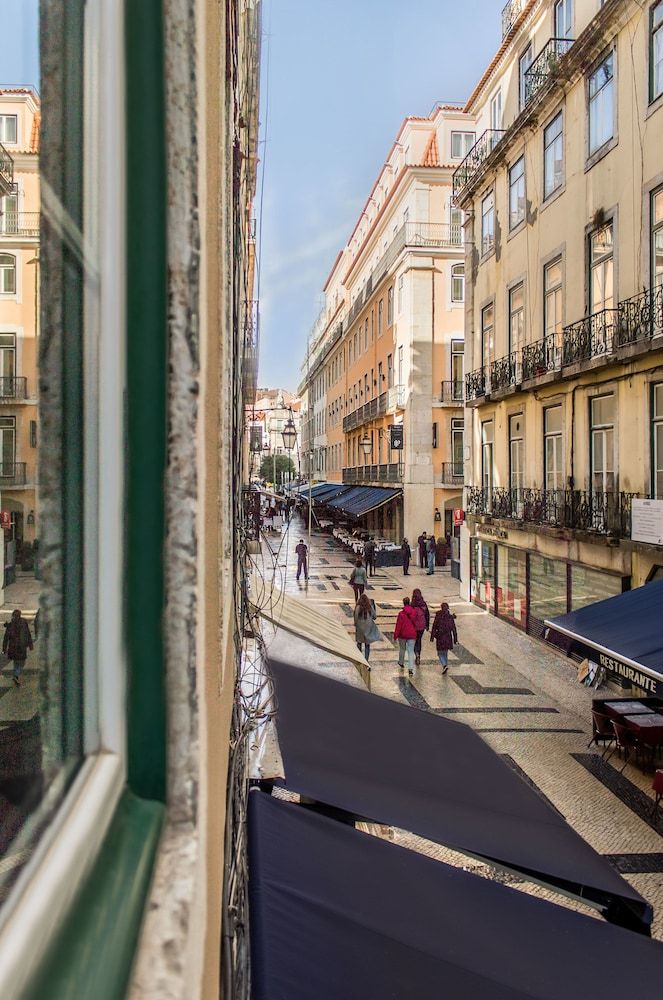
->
xmin=267 ymin=515 xmax=663 ymax=938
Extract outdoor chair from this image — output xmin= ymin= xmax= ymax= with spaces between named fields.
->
xmin=588 ymin=710 xmax=615 ymax=756
xmin=652 ymin=770 xmax=663 ymax=823
xmin=611 ymin=720 xmax=640 ymax=772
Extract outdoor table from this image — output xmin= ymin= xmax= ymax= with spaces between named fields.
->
xmin=603 ymin=701 xmax=655 ymax=717
xmin=624 ymin=714 xmax=663 ymax=765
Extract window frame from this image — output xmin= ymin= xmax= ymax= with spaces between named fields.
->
xmin=508 ymin=413 xmax=524 ymax=495
xmin=588 ymin=222 xmax=614 ymax=315
xmin=387 ymin=285 xmax=394 ymax=326
xmin=650 ymin=0 xmax=663 ymax=105
xmin=543 ymin=404 xmax=564 ymax=491
xmin=0 ymin=114 xmax=18 ymax=145
xmin=589 ymin=393 xmax=616 ymax=494
xmin=554 ymin=0 xmax=573 ymax=39
xmin=543 ymin=256 xmax=563 ymax=338
xmin=508 ymin=156 xmax=526 ymax=231
xmin=587 ymin=50 xmax=616 ymax=162
xmin=543 ymin=111 xmax=564 ymax=201
xmin=519 ymin=43 xmax=533 ymax=110
xmin=0 ymin=252 xmax=17 ymax=295
xmin=451 ymin=339 xmax=464 ymax=398
xmin=481 ymin=190 xmax=495 ymax=257
xmin=652 ymin=382 xmax=663 ymax=498
xmin=450 ymin=130 xmax=475 ymax=159
xmin=451 ymin=263 xmax=464 ymax=303
xmin=651 ymin=185 xmax=663 ymax=288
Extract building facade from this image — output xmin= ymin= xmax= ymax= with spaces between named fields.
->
xmin=456 ymin=0 xmax=663 ymax=636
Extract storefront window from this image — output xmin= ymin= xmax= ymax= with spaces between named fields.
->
xmin=570 ymin=565 xmax=623 ymax=611
xmin=471 ymin=539 xmax=495 ymax=610
xmin=529 ymin=554 xmax=567 ymax=626
xmin=497 ymin=546 xmax=527 ymax=627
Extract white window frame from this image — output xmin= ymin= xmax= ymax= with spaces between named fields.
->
xmin=450 ymin=131 xmax=475 ymax=159
xmin=519 ymin=44 xmax=533 ymax=109
xmin=543 ymin=112 xmax=564 ymax=199
xmin=588 ymin=51 xmax=615 ymax=156
xmin=0 ymin=253 xmax=17 ymax=294
xmin=0 ymin=115 xmax=18 ymax=145
xmin=481 ymin=191 xmax=495 ymax=256
xmin=490 ymin=90 xmax=502 ymax=131
xmin=451 ymin=263 xmax=464 ymax=303
xmin=508 ymin=156 xmax=526 ymax=230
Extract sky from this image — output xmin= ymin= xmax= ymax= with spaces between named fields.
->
xmin=256 ymin=0 xmax=502 ymax=392
xmin=0 ymin=1 xmax=39 ymax=87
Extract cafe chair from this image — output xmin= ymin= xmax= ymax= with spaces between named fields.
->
xmin=652 ymin=770 xmax=663 ymax=823
xmin=610 ymin=720 xmax=640 ymax=773
xmin=588 ymin=710 xmax=615 ymax=756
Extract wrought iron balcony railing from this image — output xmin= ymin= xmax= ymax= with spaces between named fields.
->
xmin=0 ymin=212 xmax=40 ymax=238
xmin=490 ymin=352 xmax=520 ymax=394
xmin=453 ymin=130 xmax=507 ymax=202
xmin=523 ymin=38 xmax=574 ymax=106
xmin=342 ymin=463 xmax=401 ymax=485
xmin=0 ymin=377 xmax=27 ymax=400
xmin=521 ymin=333 xmax=562 ymax=382
xmin=0 ymin=461 xmax=27 ymax=486
xmin=465 ymin=366 xmax=487 ymax=401
xmin=0 ymin=143 xmax=13 ymax=198
xmin=439 ymin=380 xmax=464 ymax=404
xmin=616 ymin=285 xmax=663 ymax=348
xmin=466 ymin=486 xmax=640 ymax=538
xmin=501 ymin=0 xmax=526 ymax=38
xmin=562 ymin=308 xmax=618 ymax=366
xmin=440 ymin=462 xmax=464 ymax=486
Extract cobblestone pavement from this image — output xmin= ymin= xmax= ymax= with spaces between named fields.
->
xmin=263 ymin=516 xmax=663 ymax=938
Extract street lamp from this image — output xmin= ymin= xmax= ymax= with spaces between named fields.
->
xmin=281 ymin=418 xmax=297 ymax=451
xmin=360 ymin=432 xmax=372 ymax=457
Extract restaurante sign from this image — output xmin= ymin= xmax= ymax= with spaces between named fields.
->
xmin=596 ymin=652 xmax=660 ymax=696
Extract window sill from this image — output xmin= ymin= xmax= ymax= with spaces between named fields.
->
xmin=506 ymin=219 xmax=526 ymax=242
xmin=646 ymin=91 xmax=663 ymax=121
xmin=585 ymin=135 xmax=618 ymax=173
xmin=541 ymin=183 xmax=566 ymax=211
xmin=480 ymin=247 xmax=496 ymax=265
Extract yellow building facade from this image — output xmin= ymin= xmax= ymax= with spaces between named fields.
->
xmin=456 ymin=0 xmax=663 ymax=635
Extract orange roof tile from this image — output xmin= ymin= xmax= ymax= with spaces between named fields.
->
xmin=420 ymin=132 xmax=440 ymax=167
xmin=29 ymin=113 xmax=40 ymax=153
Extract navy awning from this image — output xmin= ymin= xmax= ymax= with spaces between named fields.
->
xmin=249 ymin=791 xmax=663 ymax=1000
xmin=325 ymin=484 xmax=401 ymax=516
xmin=546 ymin=580 xmax=663 ymax=696
xmin=309 ymin=482 xmax=351 ymax=502
xmin=267 ymin=656 xmax=650 ymax=933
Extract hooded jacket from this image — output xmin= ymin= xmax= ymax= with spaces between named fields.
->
xmin=393 ymin=605 xmax=418 ymax=641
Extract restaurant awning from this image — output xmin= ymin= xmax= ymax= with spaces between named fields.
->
xmin=308 ymin=482 xmax=352 ymax=502
xmin=546 ymin=580 xmax=663 ymax=696
xmin=267 ymin=655 xmax=651 ymax=933
xmin=249 ymin=790 xmax=663 ymax=1000
xmin=325 ymin=484 xmax=402 ymax=517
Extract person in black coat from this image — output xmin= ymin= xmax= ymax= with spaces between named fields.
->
xmin=364 ymin=537 xmax=376 ymax=577
xmin=417 ymin=532 xmax=427 ymax=569
xmin=401 ymin=538 xmax=411 ymax=575
xmin=3 ymin=609 xmax=33 ymax=687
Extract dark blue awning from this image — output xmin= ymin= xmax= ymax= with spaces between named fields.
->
xmin=325 ymin=485 xmax=401 ymax=517
xmin=249 ymin=791 xmax=663 ymax=1000
xmin=309 ymin=483 xmax=351 ymax=502
xmin=546 ymin=580 xmax=663 ymax=696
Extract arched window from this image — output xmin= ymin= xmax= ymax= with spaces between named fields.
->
xmin=451 ymin=263 xmax=464 ymax=303
xmin=0 ymin=254 xmax=16 ymax=294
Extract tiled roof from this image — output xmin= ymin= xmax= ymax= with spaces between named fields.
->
xmin=29 ymin=113 xmax=40 ymax=153
xmin=464 ymin=0 xmax=537 ymax=112
xmin=420 ymin=132 xmax=440 ymax=167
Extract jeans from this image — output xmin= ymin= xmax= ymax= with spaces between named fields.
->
xmin=296 ymin=558 xmax=308 ymax=580
xmin=398 ymin=638 xmax=415 ymax=672
xmin=12 ymin=659 xmax=25 ymax=680
xmin=356 ymin=641 xmax=371 ymax=661
xmin=366 ymin=559 xmax=375 ymax=577
xmin=438 ymin=649 xmax=449 ymax=668
xmin=414 ymin=629 xmax=425 ymax=656
xmin=427 ymin=552 xmax=435 ymax=574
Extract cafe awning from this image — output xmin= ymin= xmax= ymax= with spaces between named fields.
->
xmin=308 ymin=482 xmax=352 ymax=502
xmin=546 ymin=579 xmax=663 ymax=697
xmin=267 ymin=655 xmax=651 ymax=933
xmin=325 ymin=484 xmax=402 ymax=517
xmin=249 ymin=790 xmax=663 ymax=1000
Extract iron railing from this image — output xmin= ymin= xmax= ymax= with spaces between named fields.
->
xmin=0 ymin=462 xmax=26 ymax=486
xmin=0 ymin=212 xmax=40 ymax=238
xmin=440 ymin=380 xmax=464 ymax=404
xmin=562 ymin=308 xmax=618 ymax=366
xmin=523 ymin=38 xmax=574 ymax=105
xmin=440 ymin=462 xmax=464 ymax=486
xmin=0 ymin=143 xmax=13 ymax=197
xmin=242 ymin=300 xmax=259 ymax=402
xmin=616 ymin=285 xmax=663 ymax=348
xmin=0 ymin=377 xmax=27 ymax=400
xmin=466 ymin=486 xmax=640 ymax=537
xmin=453 ymin=130 xmax=506 ymax=202
xmin=342 ymin=463 xmax=401 ymax=485
xmin=490 ymin=352 xmax=521 ymax=393
xmin=465 ymin=366 xmax=487 ymax=401
xmin=521 ymin=333 xmax=562 ymax=381
xmin=342 ymin=386 xmax=404 ymax=433
xmin=501 ymin=0 xmax=526 ymax=38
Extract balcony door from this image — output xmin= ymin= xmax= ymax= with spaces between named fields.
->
xmin=0 ymin=332 xmax=16 ymax=381
xmin=509 ymin=414 xmax=524 ymax=515
xmin=544 ymin=404 xmax=563 ymax=521
xmin=451 ymin=417 xmax=463 ymax=477
xmin=590 ymin=394 xmax=615 ymax=497
xmin=554 ymin=0 xmax=573 ymax=39
xmin=451 ymin=339 xmax=464 ymax=400
xmin=1 ymin=186 xmax=18 ymax=234
xmin=481 ymin=419 xmax=494 ymax=501
xmin=0 ymin=415 xmax=15 ymax=477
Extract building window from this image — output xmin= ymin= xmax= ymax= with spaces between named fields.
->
xmin=481 ymin=420 xmax=494 ymax=494
xmin=509 ymin=414 xmax=524 ymax=500
xmin=519 ymin=44 xmax=533 ymax=109
xmin=554 ymin=0 xmax=573 ymax=39
xmin=451 ymin=417 xmax=464 ymax=475
xmin=544 ymin=405 xmax=563 ymax=491
xmin=451 ymin=131 xmax=475 ymax=159
xmin=652 ymin=186 xmax=663 ymax=288
xmin=589 ymin=223 xmax=614 ymax=314
xmin=481 ymin=191 xmax=494 ymax=255
xmin=387 ymin=353 xmax=394 ymax=388
xmin=653 ymin=384 xmax=663 ymax=498
xmin=451 ymin=340 xmax=464 ymax=399
xmin=481 ymin=303 xmax=494 ymax=376
xmin=451 ymin=263 xmax=464 ymax=302
xmin=450 ymin=206 xmax=463 ymax=244
xmin=544 ymin=257 xmax=563 ymax=337
xmin=398 ymin=345 xmax=403 ymax=388
xmin=543 ymin=112 xmax=564 ymax=199
xmin=509 ymin=157 xmax=526 ymax=230
xmin=0 ymin=253 xmax=16 ymax=294
xmin=509 ymin=283 xmax=524 ymax=356
xmin=387 ymin=286 xmax=394 ymax=326
xmin=364 ymin=318 xmax=368 ymax=350
xmin=588 ymin=52 xmax=614 ymax=156
xmin=590 ymin=394 xmax=616 ymax=494
xmin=378 ymin=299 xmax=383 ymax=336
xmin=0 ymin=115 xmax=17 ymax=144
xmin=397 ymin=274 xmax=404 ymax=312
xmin=378 ymin=361 xmax=383 ymax=386
xmin=0 ymin=332 xmax=16 ymax=381
xmin=650 ymin=1 xmax=663 ymax=103
xmin=0 ymin=416 xmax=16 ymax=474
xmin=490 ymin=90 xmax=502 ymax=131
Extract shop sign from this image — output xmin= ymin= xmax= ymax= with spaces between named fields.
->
xmin=0 ymin=511 xmax=11 ymax=531
xmin=453 ymin=508 xmax=465 ymax=527
xmin=596 ymin=651 xmax=660 ymax=696
xmin=631 ymin=498 xmax=663 ymax=546
xmin=477 ymin=524 xmax=508 ymax=540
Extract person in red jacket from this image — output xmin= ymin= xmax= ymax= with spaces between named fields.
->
xmin=393 ymin=596 xmax=418 ymax=676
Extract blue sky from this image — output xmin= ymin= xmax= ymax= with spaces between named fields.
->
xmin=0 ymin=1 xmax=39 ymax=87
xmin=257 ymin=0 xmax=502 ymax=392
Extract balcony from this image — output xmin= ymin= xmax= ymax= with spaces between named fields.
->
xmin=0 ymin=462 xmax=27 ymax=487
xmin=342 ymin=463 xmax=401 ymax=485
xmin=0 ymin=143 xmax=13 ymax=198
xmin=342 ymin=386 xmax=404 ymax=433
xmin=490 ymin=352 xmax=521 ymax=395
xmin=452 ymin=130 xmax=506 ymax=203
xmin=242 ymin=300 xmax=259 ymax=401
xmin=465 ymin=366 xmax=487 ymax=402
xmin=466 ymin=487 xmax=640 ymax=539
xmin=616 ymin=285 xmax=663 ymax=349
xmin=562 ymin=309 xmax=618 ymax=367
xmin=501 ymin=0 xmax=526 ymax=38
xmin=0 ymin=377 xmax=27 ymax=401
xmin=521 ymin=333 xmax=562 ymax=382
xmin=523 ymin=38 xmax=575 ymax=106
xmin=440 ymin=462 xmax=464 ymax=487
xmin=0 ymin=212 xmax=40 ymax=239
xmin=439 ymin=380 xmax=464 ymax=405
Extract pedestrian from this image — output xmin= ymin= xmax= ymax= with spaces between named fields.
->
xmin=410 ymin=588 xmax=430 ymax=666
xmin=349 ymin=558 xmax=367 ymax=603
xmin=364 ymin=536 xmax=376 ymax=577
xmin=430 ymin=601 xmax=458 ymax=674
xmin=353 ymin=593 xmax=381 ymax=664
xmin=426 ymin=535 xmax=436 ymax=575
xmin=401 ymin=537 xmax=411 ymax=575
xmin=417 ymin=531 xmax=427 ymax=569
xmin=295 ymin=538 xmax=308 ymax=581
xmin=393 ymin=596 xmax=418 ymax=676
xmin=3 ymin=609 xmax=34 ymax=687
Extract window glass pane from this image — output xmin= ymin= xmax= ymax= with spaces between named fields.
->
xmin=0 ymin=115 xmax=18 ymax=144
xmin=570 ymin=566 xmax=622 ymax=611
xmin=654 ymin=383 xmax=663 ymax=418
xmin=591 ymin=393 xmax=615 ymax=426
xmin=509 ymin=157 xmax=525 ymax=229
xmin=545 ymin=404 xmax=562 ymax=434
xmin=655 ymin=422 xmax=663 ymax=498
xmin=529 ymin=554 xmax=567 ymax=622
xmin=470 ymin=539 xmax=495 ymax=609
xmin=653 ymin=4 xmax=663 ymax=101
xmin=588 ymin=54 xmax=614 ymax=154
xmin=497 ymin=546 xmax=527 ymax=626
xmin=543 ymin=113 xmax=563 ymax=197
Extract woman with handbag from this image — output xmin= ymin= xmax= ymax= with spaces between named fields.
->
xmin=430 ymin=602 xmax=458 ymax=674
xmin=353 ymin=593 xmax=381 ymax=664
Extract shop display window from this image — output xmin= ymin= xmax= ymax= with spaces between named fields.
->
xmin=529 ymin=553 xmax=568 ymax=624
xmin=496 ymin=546 xmax=527 ymax=627
xmin=570 ymin=565 xmax=623 ymax=610
xmin=471 ymin=539 xmax=496 ymax=610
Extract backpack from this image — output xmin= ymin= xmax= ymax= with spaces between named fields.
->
xmin=412 ymin=605 xmax=426 ymax=632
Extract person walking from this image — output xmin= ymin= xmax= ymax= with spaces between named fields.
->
xmin=393 ymin=597 xmax=418 ymax=676
xmin=3 ymin=609 xmax=34 ymax=687
xmin=349 ymin=558 xmax=368 ymax=603
xmin=295 ymin=538 xmax=309 ymax=581
xmin=364 ymin=536 xmax=376 ymax=577
xmin=430 ymin=601 xmax=458 ymax=674
xmin=353 ymin=593 xmax=381 ymax=664
xmin=410 ymin=588 xmax=430 ymax=666
xmin=417 ymin=532 xmax=427 ymax=569
xmin=426 ymin=535 xmax=436 ymax=575
xmin=401 ymin=537 xmax=412 ymax=575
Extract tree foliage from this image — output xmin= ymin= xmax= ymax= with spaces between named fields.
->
xmin=259 ymin=453 xmax=296 ymax=485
